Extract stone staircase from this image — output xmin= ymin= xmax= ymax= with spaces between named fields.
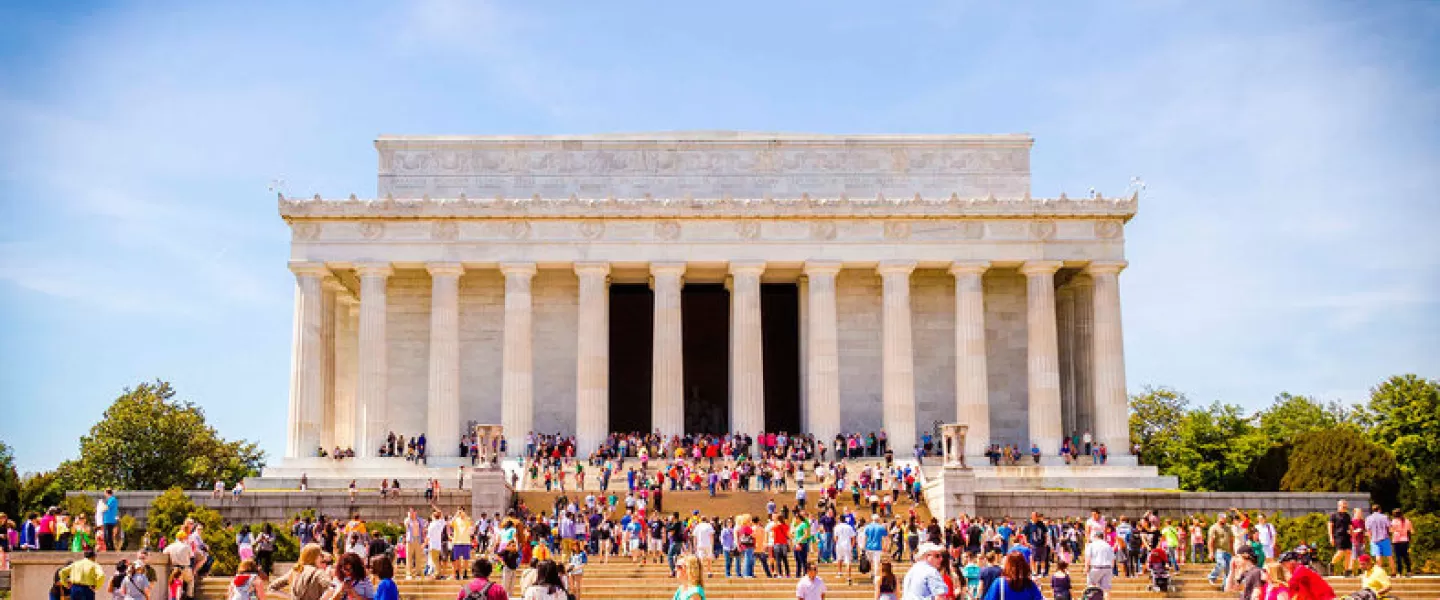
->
xmin=201 ymin=564 xmax=1440 ymax=599
xmin=515 ymin=488 xmax=933 ymax=522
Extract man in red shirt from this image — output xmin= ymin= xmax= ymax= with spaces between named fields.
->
xmin=1279 ymin=551 xmax=1335 ymax=600
xmin=770 ymin=514 xmax=792 ymax=577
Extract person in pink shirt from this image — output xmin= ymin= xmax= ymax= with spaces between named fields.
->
xmin=1390 ymin=509 xmax=1414 ymax=577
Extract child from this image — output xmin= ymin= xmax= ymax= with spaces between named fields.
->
xmin=1051 ymin=561 xmax=1073 ymax=600
xmin=568 ymin=547 xmax=588 ymax=596
xmin=168 ymin=564 xmax=185 ymax=599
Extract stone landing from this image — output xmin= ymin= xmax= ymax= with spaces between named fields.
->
xmin=249 ymin=456 xmax=493 ymax=489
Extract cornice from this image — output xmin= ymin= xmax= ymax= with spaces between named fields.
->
xmin=278 ymin=193 xmax=1138 ymax=221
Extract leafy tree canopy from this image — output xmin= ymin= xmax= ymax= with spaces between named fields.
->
xmin=0 ymin=442 xmax=19 ymax=517
xmin=1164 ymin=402 xmax=1269 ymax=492
xmin=1255 ymin=392 xmax=1359 ymax=443
xmin=1281 ymin=427 xmax=1399 ymax=509
xmin=1364 ymin=374 xmax=1440 ymax=511
xmin=1128 ymin=387 xmax=1189 ymax=473
xmin=69 ymin=380 xmax=266 ymax=491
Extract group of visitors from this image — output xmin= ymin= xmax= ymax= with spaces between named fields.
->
xmin=1 ymin=490 xmax=122 ymax=559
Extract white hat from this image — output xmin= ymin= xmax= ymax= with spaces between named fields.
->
xmin=916 ymin=542 xmax=945 ymax=557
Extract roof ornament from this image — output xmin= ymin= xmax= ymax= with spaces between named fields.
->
xmin=313 ymin=193 xmax=322 ymax=202
xmin=349 ymin=194 xmax=359 ymax=202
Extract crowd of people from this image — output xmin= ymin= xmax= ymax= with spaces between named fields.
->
xmin=0 ymin=489 xmax=123 ymax=562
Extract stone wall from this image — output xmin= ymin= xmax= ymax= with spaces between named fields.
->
xmin=973 ymin=490 xmax=1369 ymax=519
xmin=90 ymin=489 xmax=475 ymax=527
xmin=459 ymin=270 xmax=505 ymax=424
xmin=983 ymin=269 xmax=1029 ymax=446
xmin=836 ymin=269 xmax=883 ymax=434
xmin=532 ymin=270 xmax=579 ymax=435
xmin=386 ymin=270 xmax=431 ymax=436
xmin=912 ymin=269 xmax=957 ymax=437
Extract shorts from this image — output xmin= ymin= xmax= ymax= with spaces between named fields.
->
xmin=1088 ymin=567 xmax=1113 ymax=590
xmin=452 ymin=544 xmax=472 ymax=560
xmin=1372 ymin=538 xmax=1392 ymax=557
xmin=628 ymin=539 xmax=641 ymax=552
xmin=696 ymin=547 xmax=713 ymax=560
xmin=836 ymin=543 xmax=853 ymax=563
xmin=1334 ymin=536 xmax=1352 ymax=551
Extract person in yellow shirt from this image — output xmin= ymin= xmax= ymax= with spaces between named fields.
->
xmin=1358 ymin=555 xmax=1393 ymax=599
xmin=450 ymin=509 xmax=474 ymax=580
xmin=62 ymin=548 xmax=106 ymax=600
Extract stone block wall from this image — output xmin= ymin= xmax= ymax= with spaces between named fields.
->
xmin=836 ymin=269 xmax=883 ymax=433
xmin=532 ymin=270 xmax=579 ymax=434
xmin=973 ymin=490 xmax=1370 ymax=519
xmin=459 ymin=270 xmax=505 ymax=424
xmin=386 ymin=270 xmax=431 ymax=436
xmin=984 ymin=269 xmax=1029 ymax=445
xmin=912 ymin=269 xmax=957 ymax=437
xmin=90 ymin=489 xmax=476 ymax=527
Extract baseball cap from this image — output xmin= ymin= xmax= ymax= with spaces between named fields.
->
xmin=916 ymin=542 xmax=944 ymax=557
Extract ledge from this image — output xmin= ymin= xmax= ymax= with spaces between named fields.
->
xmin=279 ymin=193 xmax=1139 ymax=220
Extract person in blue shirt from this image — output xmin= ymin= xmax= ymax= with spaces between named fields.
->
xmin=101 ymin=490 xmax=120 ymax=550
xmin=862 ymin=515 xmax=888 ymax=568
xmin=370 ymin=554 xmax=398 ymax=600
xmin=997 ymin=522 xmax=1013 ymax=555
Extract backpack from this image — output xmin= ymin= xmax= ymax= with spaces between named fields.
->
xmin=463 ymin=582 xmax=495 ymax=600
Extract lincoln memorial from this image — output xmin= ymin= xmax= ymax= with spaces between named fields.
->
xmin=270 ymin=132 xmax=1151 ymax=483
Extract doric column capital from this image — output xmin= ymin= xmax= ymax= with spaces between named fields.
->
xmin=1019 ymin=260 xmax=1063 ymax=276
xmin=649 ymin=262 xmax=688 ymax=277
xmin=573 ymin=261 xmax=611 ymax=277
xmin=948 ymin=260 xmax=991 ymax=277
xmin=322 ymin=275 xmax=347 ymax=293
xmin=728 ymin=260 xmax=767 ymax=277
xmin=354 ymin=262 xmax=393 ymax=279
xmin=1085 ymin=260 xmax=1128 ymax=276
xmin=876 ymin=260 xmax=917 ymax=276
xmin=499 ymin=262 xmax=538 ymax=278
xmin=289 ymin=261 xmax=330 ymax=278
xmin=802 ymin=260 xmax=843 ymax=278
xmin=426 ymin=262 xmax=466 ymax=278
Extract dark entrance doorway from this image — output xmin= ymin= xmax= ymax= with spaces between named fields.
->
xmin=761 ymin=284 xmax=802 ymax=432
xmin=682 ymin=284 xmax=729 ymax=433
xmin=608 ymin=284 xmax=653 ymax=433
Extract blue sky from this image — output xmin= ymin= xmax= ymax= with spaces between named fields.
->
xmin=1 ymin=1 xmax=1437 ymax=475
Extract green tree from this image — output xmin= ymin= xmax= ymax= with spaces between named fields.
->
xmin=1281 ymin=427 xmax=1399 ymax=509
xmin=1129 ymin=387 xmax=1190 ymax=473
xmin=18 ymin=465 xmax=77 ymax=515
xmin=0 ymin=442 xmax=19 ymax=517
xmin=1166 ymin=402 xmax=1269 ymax=491
xmin=69 ymin=380 xmax=266 ymax=491
xmin=1256 ymin=393 xmax=1358 ymax=443
xmin=1364 ymin=374 xmax=1440 ymax=511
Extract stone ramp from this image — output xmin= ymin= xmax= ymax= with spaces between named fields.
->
xmin=201 ymin=564 xmax=1440 ymax=599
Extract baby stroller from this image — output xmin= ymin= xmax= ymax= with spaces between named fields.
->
xmin=1146 ymin=547 xmax=1172 ymax=592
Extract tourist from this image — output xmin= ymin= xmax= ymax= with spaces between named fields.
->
xmin=1364 ymin=503 xmax=1395 ymax=575
xmin=900 ymin=543 xmax=948 ymax=600
xmin=427 ymin=509 xmax=447 ymax=578
xmin=329 ymin=552 xmax=375 ymax=600
xmin=1390 ymin=509 xmax=1413 ymax=577
xmin=451 ymin=509 xmax=475 ymax=580
xmin=1277 ymin=551 xmax=1334 ymax=600
xmin=1083 ymin=532 xmax=1115 ymax=600
xmin=371 ymin=555 xmax=399 ymax=600
xmin=692 ymin=516 xmax=716 ymax=574
xmin=1326 ymin=500 xmax=1354 ymax=577
xmin=497 ymin=540 xmax=522 ymax=592
xmin=672 ymin=554 xmax=706 ymax=600
xmin=162 ymin=532 xmax=194 ymax=598
xmin=521 ymin=559 xmax=568 ymax=600
xmin=797 ymin=561 xmax=827 ymax=600
xmin=568 ymin=545 xmax=587 ymax=595
xmin=1208 ymin=513 xmax=1235 ymax=588
xmin=830 ymin=517 xmax=855 ymax=585
xmin=456 ymin=557 xmax=508 ymax=600
xmin=268 ymin=543 xmax=332 ymax=600
xmin=863 ymin=515 xmax=889 ymax=571
xmin=981 ymin=552 xmax=1043 ymax=600
xmin=1260 ymin=562 xmax=1289 ymax=600
xmin=168 ymin=567 xmax=186 ymax=600
xmin=1232 ymin=548 xmax=1264 ymax=600
xmin=1357 ymin=555 xmax=1392 ymax=599
xmin=874 ymin=559 xmax=898 ymax=600
xmin=227 ymin=559 xmax=267 ymax=600
xmin=1051 ymin=560 xmax=1073 ymax=600
xmin=403 ymin=508 xmax=426 ymax=580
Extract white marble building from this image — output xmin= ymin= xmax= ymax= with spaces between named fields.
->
xmin=275 ymin=132 xmax=1140 ymax=470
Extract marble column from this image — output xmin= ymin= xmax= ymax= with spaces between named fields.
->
xmin=1088 ymin=260 xmax=1131 ymax=459
xmin=950 ymin=261 xmax=990 ymax=457
xmin=575 ymin=262 xmax=611 ymax=454
xmin=286 ymin=262 xmax=329 ymax=458
xmin=426 ymin=263 xmax=465 ymax=458
xmin=729 ymin=261 xmax=766 ymax=435
xmin=803 ymin=261 xmax=842 ymax=444
xmin=500 ymin=263 xmax=537 ymax=456
xmin=650 ymin=262 xmax=686 ymax=439
xmin=319 ymin=277 xmax=343 ymax=451
xmin=1057 ymin=285 xmax=1077 ymax=438
xmin=1020 ymin=260 xmax=1064 ymax=458
xmin=1073 ymin=276 xmax=1096 ymax=438
xmin=878 ymin=260 xmax=918 ymax=456
xmin=354 ymin=262 xmax=393 ymax=458
xmin=334 ymin=295 xmax=359 ymax=451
